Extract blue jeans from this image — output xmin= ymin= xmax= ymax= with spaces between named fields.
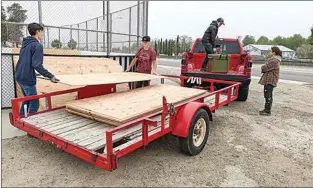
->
xmin=19 ymin=84 xmax=39 ymax=116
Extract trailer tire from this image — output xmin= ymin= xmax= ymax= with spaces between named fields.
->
xmin=179 ymin=108 xmax=210 ymax=156
xmin=237 ymin=86 xmax=249 ymax=101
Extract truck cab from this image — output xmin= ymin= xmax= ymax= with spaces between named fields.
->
xmin=181 ymin=38 xmax=253 ymax=101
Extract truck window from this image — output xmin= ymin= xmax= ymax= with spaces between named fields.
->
xmin=193 ymin=40 xmax=241 ymax=54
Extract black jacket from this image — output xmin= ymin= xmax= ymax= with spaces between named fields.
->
xmin=202 ymin=21 xmax=219 ymax=47
xmin=16 ymin=36 xmax=54 ymax=86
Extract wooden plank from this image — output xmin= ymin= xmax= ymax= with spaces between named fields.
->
xmin=13 ymin=56 xmax=129 ymax=110
xmin=55 ymin=72 xmax=164 ymax=86
xmin=46 ymin=119 xmax=97 ymax=134
xmin=62 ymin=124 xmax=109 ymax=143
xmin=23 ymin=110 xmax=69 ymax=125
xmin=40 ymin=115 xmax=83 ymax=129
xmin=73 ymin=128 xmax=109 ymax=145
xmin=23 ymin=109 xmax=66 ymax=122
xmin=54 ymin=121 xmax=103 ymax=136
xmin=41 ymin=115 xmax=89 ymax=130
xmin=32 ymin=114 xmax=79 ymax=128
xmin=66 ymin=84 xmax=207 ymax=126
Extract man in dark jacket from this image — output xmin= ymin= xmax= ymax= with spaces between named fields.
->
xmin=201 ymin=18 xmax=225 ymax=70
xmin=16 ymin=22 xmax=59 ymax=116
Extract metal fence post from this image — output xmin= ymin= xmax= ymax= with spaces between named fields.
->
xmin=96 ymin=18 xmax=99 ymax=51
xmin=47 ymin=27 xmax=50 ymax=48
xmin=110 ymin=13 xmax=112 ymax=53
xmin=137 ymin=1 xmax=140 ymax=48
xmin=106 ymin=1 xmax=110 ymax=56
xmin=77 ymin=24 xmax=80 ymax=49
xmin=70 ymin=25 xmax=72 ymax=49
xmin=146 ymin=1 xmax=149 ymax=36
xmin=58 ymin=27 xmax=61 ymax=48
xmin=142 ymin=1 xmax=145 ymax=36
xmin=103 ymin=1 xmax=105 ymax=52
xmin=86 ymin=21 xmax=88 ymax=50
xmin=129 ymin=7 xmax=131 ymax=53
xmin=38 ymin=1 xmax=43 ymax=45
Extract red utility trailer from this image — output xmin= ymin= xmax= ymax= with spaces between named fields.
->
xmin=9 ymin=76 xmax=240 ymax=171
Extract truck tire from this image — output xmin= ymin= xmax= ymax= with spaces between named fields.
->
xmin=179 ymin=109 xmax=210 ymax=156
xmin=237 ymin=86 xmax=249 ymax=101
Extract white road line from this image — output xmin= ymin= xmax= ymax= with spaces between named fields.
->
xmin=157 ymin=65 xmax=180 ymax=70
xmin=251 ymin=76 xmax=309 ymax=85
xmin=157 ymin=65 xmax=310 ymax=85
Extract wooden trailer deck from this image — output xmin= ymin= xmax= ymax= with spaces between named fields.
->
xmin=22 ymin=94 xmax=226 ymax=153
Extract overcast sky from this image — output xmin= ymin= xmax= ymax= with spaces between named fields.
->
xmin=2 ymin=1 xmax=313 ymax=40
xmin=149 ymin=1 xmax=313 ymax=40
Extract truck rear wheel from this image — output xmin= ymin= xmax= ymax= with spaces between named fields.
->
xmin=179 ymin=109 xmax=210 ymax=156
xmin=237 ymin=86 xmax=249 ymax=101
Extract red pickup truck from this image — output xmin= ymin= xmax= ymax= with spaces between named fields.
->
xmin=181 ymin=38 xmax=253 ymax=101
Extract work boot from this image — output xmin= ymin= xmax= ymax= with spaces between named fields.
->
xmin=259 ymin=109 xmax=271 ymax=116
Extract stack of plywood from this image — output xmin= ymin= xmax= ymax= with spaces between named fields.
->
xmin=66 ymin=84 xmax=207 ymax=126
xmin=13 ymin=56 xmax=129 ymax=110
xmin=56 ymin=72 xmax=164 ymax=86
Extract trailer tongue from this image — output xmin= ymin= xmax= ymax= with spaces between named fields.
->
xmin=9 ymin=73 xmax=240 ymax=171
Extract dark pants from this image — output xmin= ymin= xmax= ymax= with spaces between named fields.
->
xmin=19 ymin=83 xmax=39 ymax=116
xmin=263 ymin=84 xmax=274 ymax=112
xmin=201 ymin=41 xmax=213 ymax=68
xmin=135 ymin=81 xmax=149 ymax=88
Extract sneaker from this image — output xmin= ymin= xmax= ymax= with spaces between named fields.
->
xmin=259 ymin=109 xmax=271 ymax=116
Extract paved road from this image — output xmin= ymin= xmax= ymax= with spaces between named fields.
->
xmin=157 ymin=58 xmax=313 ymax=84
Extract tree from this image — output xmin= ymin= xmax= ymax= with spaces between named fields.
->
xmin=272 ymin=36 xmax=285 ymax=46
xmin=296 ymin=44 xmax=313 ymax=58
xmin=308 ymin=25 xmax=313 ymax=45
xmin=1 ymin=6 xmax=8 ymax=46
xmin=176 ymin=35 xmax=180 ymax=54
xmin=242 ymin=35 xmax=256 ymax=46
xmin=284 ymin=34 xmax=306 ymax=50
xmin=51 ymin=39 xmax=62 ymax=48
xmin=256 ymin=36 xmax=270 ymax=45
xmin=67 ymin=39 xmax=77 ymax=50
xmin=6 ymin=3 xmax=27 ymax=47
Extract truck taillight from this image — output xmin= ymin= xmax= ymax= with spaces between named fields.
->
xmin=248 ymin=60 xmax=253 ymax=68
xmin=181 ymin=59 xmax=186 ymax=65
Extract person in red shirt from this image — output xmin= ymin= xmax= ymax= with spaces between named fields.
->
xmin=126 ymin=36 xmax=157 ymax=88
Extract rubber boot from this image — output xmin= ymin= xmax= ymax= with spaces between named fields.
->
xmin=259 ymin=103 xmax=271 ymax=116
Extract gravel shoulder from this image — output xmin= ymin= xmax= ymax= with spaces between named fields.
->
xmin=2 ymin=79 xmax=313 ymax=187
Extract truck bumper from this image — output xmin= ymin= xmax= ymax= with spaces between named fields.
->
xmin=182 ymin=72 xmax=250 ymax=84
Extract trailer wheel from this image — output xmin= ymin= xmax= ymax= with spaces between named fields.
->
xmin=237 ymin=86 xmax=249 ymax=101
xmin=179 ymin=109 xmax=210 ymax=156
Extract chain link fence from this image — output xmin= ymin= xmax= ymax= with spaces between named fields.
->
xmin=1 ymin=1 xmax=147 ymax=108
xmin=1 ymin=1 xmax=148 ymax=55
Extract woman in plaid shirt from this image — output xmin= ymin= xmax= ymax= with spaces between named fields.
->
xmin=258 ymin=46 xmax=282 ymax=116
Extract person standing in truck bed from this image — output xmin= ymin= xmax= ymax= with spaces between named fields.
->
xmin=15 ymin=22 xmax=59 ymax=116
xmin=259 ymin=46 xmax=282 ymax=116
xmin=201 ymin=18 xmax=225 ymax=71
xmin=126 ymin=36 xmax=157 ymax=88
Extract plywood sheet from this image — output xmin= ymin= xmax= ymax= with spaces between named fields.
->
xmin=55 ymin=72 xmax=163 ymax=86
xmin=66 ymin=84 xmax=207 ymax=126
xmin=13 ymin=56 xmax=129 ymax=110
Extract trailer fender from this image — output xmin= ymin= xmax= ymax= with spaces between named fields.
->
xmin=172 ymin=102 xmax=213 ymax=138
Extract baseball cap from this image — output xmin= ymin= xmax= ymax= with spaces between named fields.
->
xmin=217 ymin=18 xmax=225 ymax=25
xmin=142 ymin=36 xmax=151 ymax=42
